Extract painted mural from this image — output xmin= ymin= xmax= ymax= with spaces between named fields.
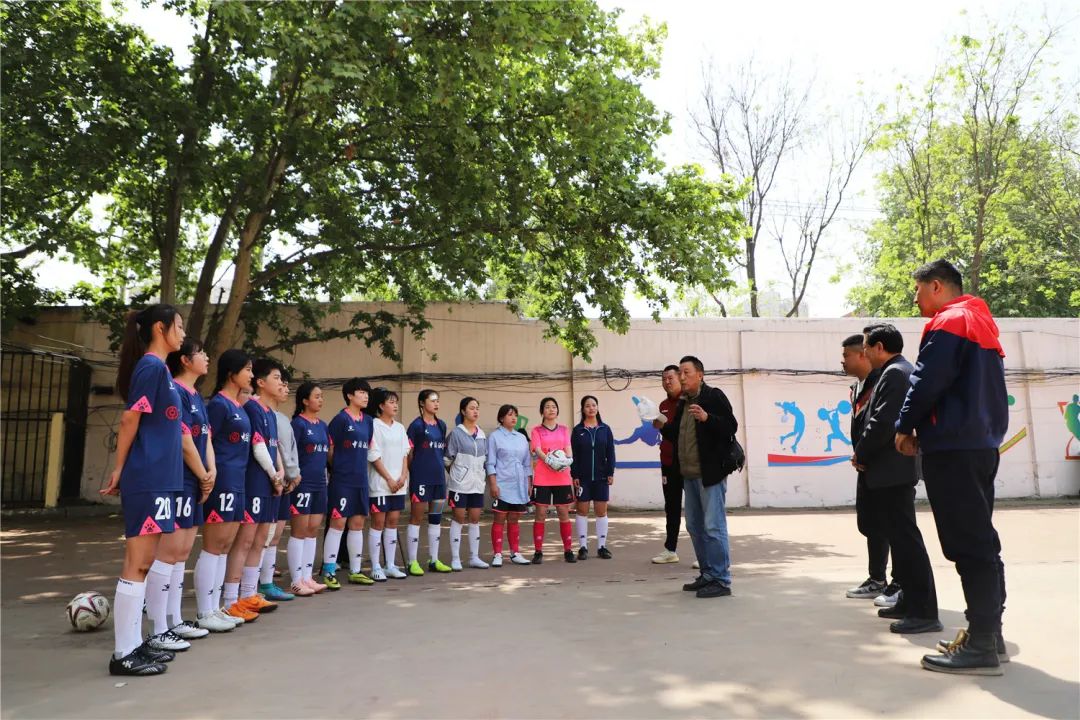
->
xmin=768 ymin=399 xmax=853 ymax=468
xmin=1061 ymin=395 xmax=1080 ymax=460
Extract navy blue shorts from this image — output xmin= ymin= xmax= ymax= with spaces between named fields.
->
xmin=410 ymin=482 xmax=446 ymax=504
xmin=448 ymin=491 xmax=484 ymax=510
xmin=122 ymin=491 xmax=178 ymax=538
xmin=174 ymin=487 xmax=203 ymax=529
xmin=276 ymin=491 xmax=292 ymax=521
xmin=247 ymin=494 xmax=276 ymax=524
xmin=329 ymin=485 xmax=368 ymax=519
xmin=491 ymin=497 xmax=528 ymax=514
xmin=290 ymin=488 xmax=327 ymax=517
xmin=576 ymin=480 xmax=610 ymax=503
xmin=531 ymin=485 xmax=574 ymax=506
xmin=204 ymin=487 xmax=246 ymax=525
xmin=370 ymin=494 xmax=406 ymax=513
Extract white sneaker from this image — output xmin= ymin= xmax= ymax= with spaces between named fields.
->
xmin=491 ymin=554 xmax=504 ymax=567
xmin=371 ymin=567 xmax=387 ymax=582
xmin=216 ymin=607 xmax=244 ymax=626
xmin=510 ymin=552 xmax=531 ymax=565
xmin=450 ymin=559 xmax=463 ymax=571
xmin=385 ymin=565 xmax=407 ymax=579
xmin=874 ymin=585 xmax=902 ymax=607
xmin=146 ymin=630 xmax=191 ymax=651
xmin=171 ymin=620 xmax=210 ymax=639
xmin=652 ymin=549 xmax=680 ymax=564
xmin=197 ymin=611 xmax=235 ymax=633
xmin=469 ymin=557 xmax=490 ymax=569
xmin=692 ymin=560 xmax=700 ymax=570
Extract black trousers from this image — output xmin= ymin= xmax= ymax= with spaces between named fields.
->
xmin=922 ymin=449 xmax=1006 ymax=634
xmin=661 ymin=471 xmax=684 ymax=552
xmin=855 ymin=478 xmax=891 ymax=581
xmin=875 ymin=483 xmax=938 ymax=619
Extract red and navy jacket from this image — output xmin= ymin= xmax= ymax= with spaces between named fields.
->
xmin=895 ymin=295 xmax=1009 ymax=452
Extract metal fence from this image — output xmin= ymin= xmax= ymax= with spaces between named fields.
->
xmin=1 ymin=346 xmax=90 ymax=507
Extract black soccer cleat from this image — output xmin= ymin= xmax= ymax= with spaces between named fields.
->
xmin=597 ymin=546 xmax=613 ymax=559
xmin=532 ymin=551 xmax=543 ymax=565
xmin=577 ymin=548 xmax=588 ymax=561
xmin=109 ymin=647 xmax=168 ymax=676
xmin=564 ymin=550 xmax=577 ymax=563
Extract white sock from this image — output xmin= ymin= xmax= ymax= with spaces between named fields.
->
xmin=368 ymin=528 xmax=383 ymax=570
xmin=194 ymin=551 xmax=218 ymax=616
xmin=222 ymin=581 xmax=239 ymax=608
xmin=287 ymin=537 xmax=305 ymax=586
xmin=467 ymin=523 xmax=481 ymax=560
xmin=383 ymin=528 xmax=399 ymax=568
xmin=407 ymin=524 xmax=420 ymax=564
xmin=303 ymin=537 xmax=317 ymax=581
xmin=113 ymin=578 xmax=145 ymax=658
xmin=240 ymin=566 xmax=259 ymax=599
xmin=576 ymin=514 xmax=589 ymax=551
xmin=167 ymin=561 xmax=186 ymax=627
xmin=597 ymin=516 xmax=609 ymax=548
xmin=347 ymin=530 xmax=365 ymax=574
xmin=428 ymin=523 xmax=441 ymax=563
xmin=265 ymin=523 xmax=277 ymax=547
xmin=259 ymin=547 xmax=276 ymax=585
xmin=449 ymin=520 xmax=463 ymax=563
xmin=145 ymin=559 xmax=172 ymax=636
xmin=214 ymin=554 xmax=228 ymax=608
xmin=323 ymin=527 xmax=343 ymax=569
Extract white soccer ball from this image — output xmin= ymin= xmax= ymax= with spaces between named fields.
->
xmin=67 ymin=591 xmax=111 ymax=631
xmin=547 ymin=450 xmax=572 ymax=471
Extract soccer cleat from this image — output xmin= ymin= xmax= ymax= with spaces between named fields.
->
xmin=109 ymin=647 xmax=167 ymax=676
xmin=428 ymin=559 xmax=453 ymax=573
xmin=407 ymin=560 xmax=425 ymax=576
xmin=597 ymin=546 xmax=613 ymax=559
xmin=371 ymin=567 xmax=387 ymax=582
xmin=321 ymin=573 xmax=342 ymax=591
xmin=348 ymin=571 xmax=375 ymax=585
xmin=146 ymin=630 xmax=191 ymax=652
xmin=874 ymin=583 xmax=902 ymax=607
xmin=225 ymin=602 xmax=259 ymax=623
xmin=846 ymin=577 xmax=887 ymax=599
xmin=652 ymin=549 xmax=680 ymax=564
xmin=238 ymin=594 xmax=277 ymax=614
xmin=170 ymin=620 xmax=210 ymax=639
xmin=532 ymin=551 xmax=543 ymax=565
xmin=303 ymin=577 xmax=328 ymax=593
xmin=289 ymin=581 xmax=315 ymax=597
xmin=137 ymin=643 xmax=176 ymax=663
xmin=215 ymin=607 xmax=244 ymax=626
xmin=259 ymin=582 xmax=296 ymax=601
xmin=564 ymin=550 xmax=577 ymax=563
xmin=197 ymin=611 xmax=236 ymax=632
xmin=510 ymin=552 xmax=531 ymax=565
xmin=936 ymin=629 xmax=1010 ymax=663
xmin=468 ymin=557 xmax=490 ymax=569
xmin=385 ymin=565 xmax=408 ymax=579
xmin=491 ymin=554 xmax=504 ymax=567
xmin=577 ymin=548 xmax=589 ymax=561
xmin=450 ymin=559 xmax=463 ymax=572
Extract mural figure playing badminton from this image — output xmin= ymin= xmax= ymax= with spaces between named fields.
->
xmin=776 ymin=401 xmax=806 ymax=453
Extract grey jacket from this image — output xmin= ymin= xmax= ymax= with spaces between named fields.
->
xmin=854 ymin=355 xmax=918 ymax=490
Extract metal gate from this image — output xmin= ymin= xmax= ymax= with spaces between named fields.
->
xmin=1 ymin=345 xmax=90 ymax=507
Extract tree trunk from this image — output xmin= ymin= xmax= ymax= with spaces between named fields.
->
xmin=971 ymin=198 xmax=986 ymax=296
xmin=186 ymin=188 xmax=243 ymax=341
xmin=746 ymin=236 xmax=759 ymax=317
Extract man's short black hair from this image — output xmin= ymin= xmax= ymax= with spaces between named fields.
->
xmin=662 ymin=364 xmax=679 ymax=374
xmin=913 ymin=259 xmax=963 ymax=292
xmin=342 ymin=377 xmax=371 ymax=403
xmin=679 ymin=355 xmax=704 ymax=373
xmin=863 ymin=323 xmax=904 ymax=354
xmin=842 ymin=334 xmax=865 ymax=349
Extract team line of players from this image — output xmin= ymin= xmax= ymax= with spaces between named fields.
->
xmin=104 ymin=304 xmax=617 ymax=677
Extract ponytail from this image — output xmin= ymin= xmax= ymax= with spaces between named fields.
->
xmin=213 ymin=349 xmax=251 ymax=394
xmin=116 ymin=304 xmax=180 ymax=400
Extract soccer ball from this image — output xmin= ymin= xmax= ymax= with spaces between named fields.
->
xmin=547 ymin=450 xmax=572 ymax=472
xmin=67 ymin=591 xmax=110 ymax=631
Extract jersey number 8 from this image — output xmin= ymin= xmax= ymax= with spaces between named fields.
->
xmin=252 ymin=497 xmax=261 ymax=514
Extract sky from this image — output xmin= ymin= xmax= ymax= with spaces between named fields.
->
xmin=32 ymin=0 xmax=1079 ymax=318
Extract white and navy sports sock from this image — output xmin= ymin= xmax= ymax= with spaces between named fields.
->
xmin=406 ymin=524 xmax=420 ymax=564
xmin=113 ymin=578 xmax=146 ymax=658
xmin=597 ymin=516 xmax=609 ymax=548
xmin=194 ymin=550 xmax=218 ymax=616
xmin=576 ymin=514 xmax=589 ymax=551
xmin=347 ymin=530 xmax=365 ymax=574
xmin=167 ymin=560 xmax=186 ymax=628
xmin=145 ymin=559 xmax=173 ymax=636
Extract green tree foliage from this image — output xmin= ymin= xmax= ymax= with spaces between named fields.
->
xmin=2 ymin=0 xmax=747 ymax=363
xmin=852 ymin=27 xmax=1079 ymax=317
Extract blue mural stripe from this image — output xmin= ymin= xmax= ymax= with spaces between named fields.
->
xmin=614 ymin=461 xmax=662 ymax=469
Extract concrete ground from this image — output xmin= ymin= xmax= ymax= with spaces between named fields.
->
xmin=1 ymin=505 xmax=1077 ymax=719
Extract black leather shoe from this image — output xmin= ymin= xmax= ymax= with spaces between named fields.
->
xmin=878 ymin=604 xmax=907 ymax=619
xmin=564 ymin=550 xmax=577 ymax=563
xmin=696 ymin=581 xmax=732 ymax=598
xmin=532 ymin=552 xmax=543 ymax=565
xmin=577 ymin=548 xmax=588 ymax=561
xmin=922 ymin=632 xmax=1002 ymax=675
xmin=936 ymin=629 xmax=1009 ymax=663
xmin=597 ymin=546 xmax=612 ymax=559
xmin=682 ymin=575 xmax=710 ymax=592
xmin=890 ymin=617 xmax=944 ymax=634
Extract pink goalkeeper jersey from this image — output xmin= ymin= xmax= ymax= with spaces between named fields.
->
xmin=530 ymin=423 xmax=571 ymax=487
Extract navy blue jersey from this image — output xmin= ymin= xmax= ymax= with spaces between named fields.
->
xmin=119 ymin=354 xmax=183 ymax=494
xmin=244 ymin=398 xmax=279 ymax=497
xmin=292 ymin=414 xmax=330 ymax=492
xmin=327 ymin=408 xmax=374 ymax=488
xmin=206 ymin=392 xmax=251 ymax=493
xmin=407 ymin=416 xmax=447 ymax=486
xmin=174 ymin=379 xmax=210 ymax=492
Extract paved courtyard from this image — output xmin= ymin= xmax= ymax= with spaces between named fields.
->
xmin=1 ymin=504 xmax=1077 ymax=719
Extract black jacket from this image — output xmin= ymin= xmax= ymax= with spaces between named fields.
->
xmin=659 ymin=382 xmax=738 ymax=487
xmin=854 ymin=355 xmax=918 ymax=490
xmin=850 ymin=368 xmax=882 ymax=443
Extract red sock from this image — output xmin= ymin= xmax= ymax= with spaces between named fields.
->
xmin=559 ymin=520 xmax=573 ymax=551
xmin=533 ymin=520 xmax=545 ymax=553
xmin=508 ymin=521 xmax=521 ymax=553
xmin=491 ymin=517 xmax=505 ymax=554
